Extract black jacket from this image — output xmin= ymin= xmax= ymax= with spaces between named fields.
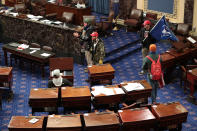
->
xmin=139 ymin=28 xmax=156 ymax=49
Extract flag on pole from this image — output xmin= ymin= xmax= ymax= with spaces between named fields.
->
xmin=150 ymin=15 xmax=178 ymax=41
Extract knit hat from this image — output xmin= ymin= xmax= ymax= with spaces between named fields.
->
xmin=149 ymin=44 xmax=156 ymax=52
xmin=143 ymin=20 xmax=151 ymax=26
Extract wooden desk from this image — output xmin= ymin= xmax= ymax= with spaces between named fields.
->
xmin=61 ymin=86 xmax=91 ymax=111
xmin=50 ymin=57 xmax=74 ymax=84
xmin=161 ymin=52 xmax=176 ymax=69
xmin=187 ymin=68 xmax=197 ymax=98
xmin=120 ymin=80 xmax=152 ymax=103
xmin=2 ymin=43 xmax=55 ymax=77
xmin=47 ymin=114 xmax=82 ymax=131
xmin=45 ymin=3 xmax=91 ymax=25
xmin=88 ymin=64 xmax=115 ymax=86
xmin=8 ymin=116 xmax=44 ymax=131
xmin=118 ymin=107 xmax=156 ymax=131
xmin=91 ymin=85 xmax=125 ymax=106
xmin=83 ymin=112 xmax=120 ymax=131
xmin=0 ymin=67 xmax=13 ymax=90
xmin=29 ymin=88 xmax=58 ymax=114
xmin=151 ymin=102 xmax=188 ymax=130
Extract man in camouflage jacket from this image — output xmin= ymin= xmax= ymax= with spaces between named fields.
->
xmin=90 ymin=32 xmax=105 ymax=65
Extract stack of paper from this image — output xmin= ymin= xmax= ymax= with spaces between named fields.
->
xmin=9 ymin=12 xmax=18 ymax=17
xmin=123 ymin=83 xmax=144 ymax=91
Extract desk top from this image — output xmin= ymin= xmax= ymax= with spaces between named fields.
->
xmin=47 ymin=114 xmax=81 ymax=128
xmin=151 ymin=102 xmax=188 ymax=119
xmin=118 ymin=107 xmax=156 ymax=124
xmin=190 ymin=68 xmax=197 ymax=76
xmin=49 ymin=57 xmax=73 ymax=71
xmin=8 ymin=116 xmax=44 ymax=129
xmin=61 ymin=86 xmax=91 ymax=98
xmin=0 ymin=67 xmax=12 ymax=76
xmin=88 ymin=64 xmax=115 ymax=75
xmin=29 ymin=88 xmax=58 ymax=99
xmin=3 ymin=43 xmax=55 ymax=61
xmin=83 ymin=112 xmax=119 ymax=127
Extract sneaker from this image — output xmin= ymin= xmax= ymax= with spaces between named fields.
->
xmin=139 ymin=70 xmax=144 ymax=75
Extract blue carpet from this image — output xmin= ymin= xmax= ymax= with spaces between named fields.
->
xmin=0 ymin=31 xmax=197 ymax=131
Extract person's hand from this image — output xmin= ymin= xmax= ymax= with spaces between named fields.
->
xmin=73 ymin=32 xmax=79 ymax=37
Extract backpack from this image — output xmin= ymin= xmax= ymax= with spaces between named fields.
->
xmin=146 ymin=55 xmax=162 ymax=80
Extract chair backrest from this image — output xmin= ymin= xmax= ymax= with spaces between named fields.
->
xmin=130 ymin=9 xmax=143 ymax=20
xmin=176 ymin=23 xmax=190 ymax=36
xmin=108 ymin=10 xmax=115 ymax=22
xmin=18 ymin=39 xmax=29 ymax=45
xmin=14 ymin=3 xmax=26 ymax=12
xmin=83 ymin=15 xmax=96 ymax=25
xmin=43 ymin=46 xmax=52 ymax=52
xmin=62 ymin=12 xmax=74 ymax=23
xmin=31 ymin=43 xmax=41 ymax=48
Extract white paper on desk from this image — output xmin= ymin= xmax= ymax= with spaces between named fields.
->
xmin=187 ymin=37 xmax=196 ymax=44
xmin=18 ymin=44 xmax=29 ymax=49
xmin=9 ymin=12 xmax=18 ymax=17
xmin=91 ymin=90 xmax=101 ymax=96
xmin=29 ymin=50 xmax=37 ymax=54
xmin=123 ymin=83 xmax=144 ymax=91
xmin=114 ymin=88 xmax=125 ymax=94
xmin=30 ymin=48 xmax=40 ymax=50
xmin=35 ymin=16 xmax=43 ymax=19
xmin=102 ymin=88 xmax=114 ymax=96
xmin=53 ymin=21 xmax=63 ymax=24
xmin=31 ymin=18 xmax=39 ymax=21
xmin=40 ymin=53 xmax=51 ymax=57
xmin=91 ymin=85 xmax=104 ymax=90
xmin=27 ymin=14 xmax=35 ymax=19
xmin=28 ymin=118 xmax=39 ymax=124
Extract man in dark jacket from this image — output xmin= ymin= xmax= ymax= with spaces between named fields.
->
xmin=73 ymin=19 xmax=95 ymax=67
xmin=142 ymin=44 xmax=162 ymax=104
xmin=139 ymin=20 xmax=156 ymax=74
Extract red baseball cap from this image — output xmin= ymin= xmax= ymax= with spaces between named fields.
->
xmin=90 ymin=32 xmax=98 ymax=37
xmin=143 ymin=20 xmax=151 ymax=26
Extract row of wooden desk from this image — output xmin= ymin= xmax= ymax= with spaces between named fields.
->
xmin=161 ymin=44 xmax=197 ymax=97
xmin=9 ymin=102 xmax=188 ymax=131
xmin=29 ymin=80 xmax=152 ymax=114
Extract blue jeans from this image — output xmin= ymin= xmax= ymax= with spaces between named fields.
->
xmin=147 ymin=74 xmax=159 ymax=103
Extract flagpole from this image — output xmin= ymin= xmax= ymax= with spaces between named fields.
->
xmin=150 ymin=15 xmax=165 ymax=32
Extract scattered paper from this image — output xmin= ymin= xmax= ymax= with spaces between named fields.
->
xmin=114 ymin=88 xmax=125 ymax=94
xmin=187 ymin=37 xmax=196 ymax=44
xmin=18 ymin=44 xmax=29 ymax=49
xmin=53 ymin=21 xmax=62 ymax=24
xmin=9 ymin=12 xmax=18 ymax=17
xmin=28 ymin=118 xmax=39 ymax=124
xmin=30 ymin=48 xmax=40 ymax=50
xmin=123 ymin=83 xmax=144 ymax=91
xmin=41 ymin=53 xmax=51 ymax=57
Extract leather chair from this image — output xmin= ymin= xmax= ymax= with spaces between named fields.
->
xmin=61 ymin=12 xmax=74 ymax=24
xmin=14 ymin=3 xmax=27 ymax=14
xmin=175 ymin=23 xmax=190 ymax=42
xmin=124 ymin=9 xmax=143 ymax=31
xmin=83 ymin=15 xmax=96 ymax=26
xmin=96 ymin=10 xmax=115 ymax=37
xmin=43 ymin=46 xmax=52 ymax=52
xmin=180 ymin=65 xmax=197 ymax=93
